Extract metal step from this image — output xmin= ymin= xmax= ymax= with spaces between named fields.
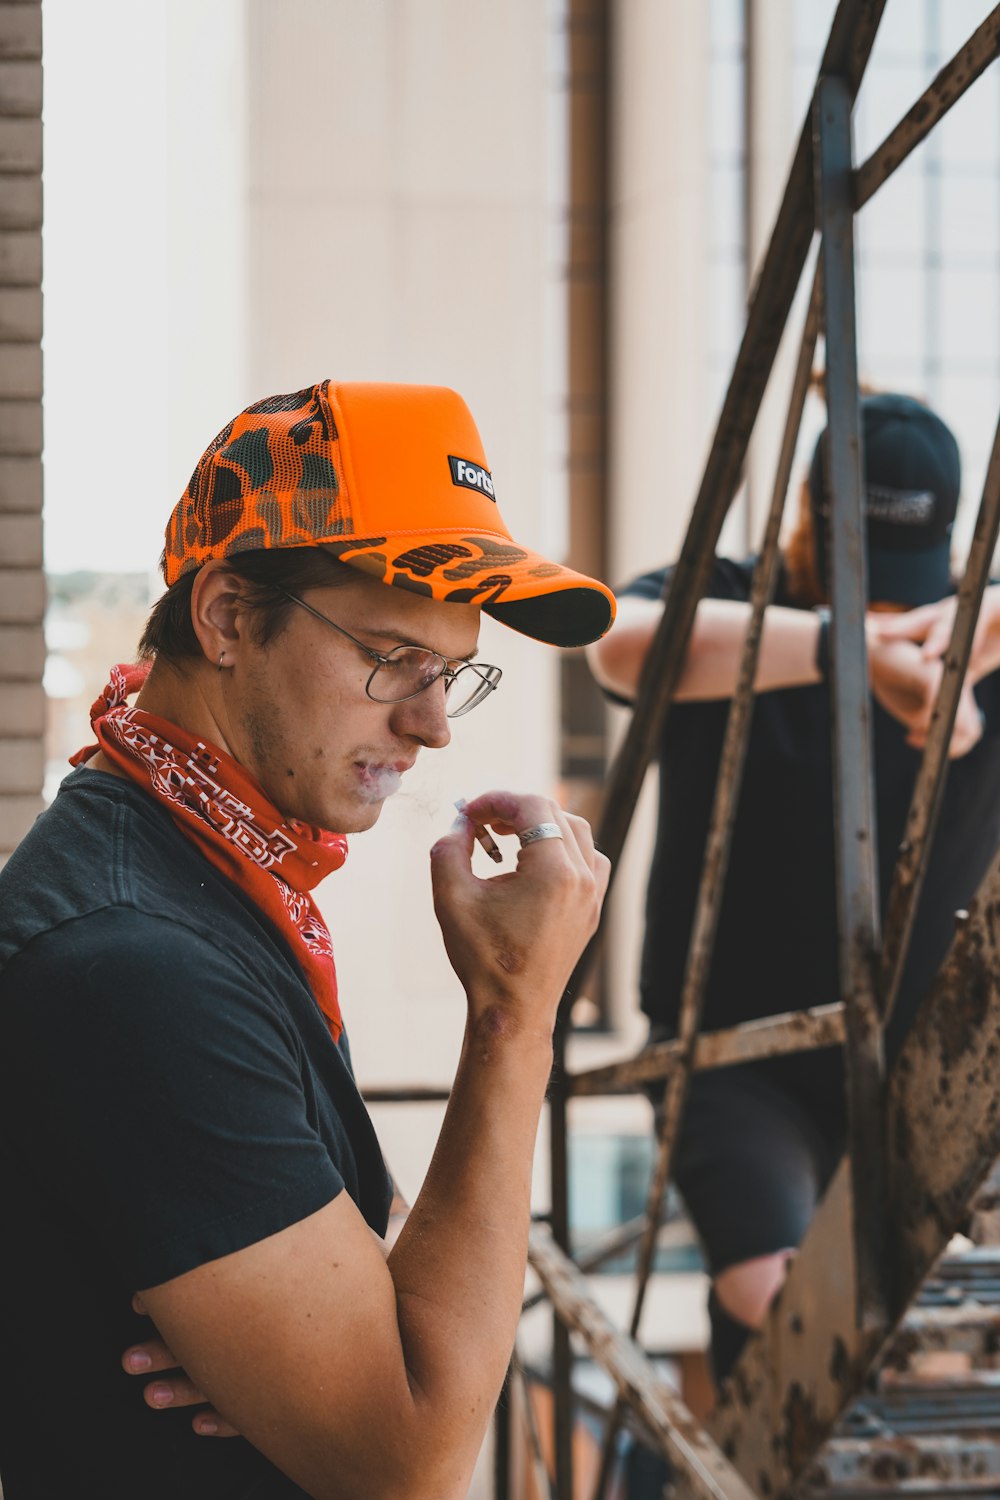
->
xmin=804 ymin=1434 xmax=1000 ymax=1494
xmin=805 ymin=1252 xmax=1000 ymax=1496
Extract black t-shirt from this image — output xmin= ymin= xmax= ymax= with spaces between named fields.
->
xmin=619 ymin=558 xmax=1000 ymax=1113
xmin=0 ymin=768 xmax=392 ymax=1499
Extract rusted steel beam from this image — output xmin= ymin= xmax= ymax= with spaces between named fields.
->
xmin=668 ymin=254 xmax=823 ymax=1097
xmin=527 ymin=1223 xmax=761 ymax=1500
xmin=705 ymin=840 xmax=1000 ymax=1498
xmin=854 ymin=7 xmax=1000 ymax=211
xmin=522 ymin=1215 xmax=650 ymax=1313
xmin=551 ymin=1 xmax=614 ymax=1489
xmin=570 ymin=1004 xmax=846 ymax=1098
xmin=889 ymin=895 xmax=1000 ymax=1296
xmin=547 ymin=1070 xmax=575 ymax=1500
xmin=512 ymin=1350 xmax=556 ymax=1500
xmin=878 ymin=408 xmax=1000 ymax=1029
xmin=586 ymin=262 xmax=827 ymax=1500
xmin=556 ymin=0 xmax=887 ymax=1030
xmin=815 ymin=71 xmax=887 ymax=1330
xmin=805 ymin=1434 xmax=1000 ymax=1491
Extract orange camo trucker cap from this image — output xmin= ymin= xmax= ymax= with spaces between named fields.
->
xmin=164 ymin=381 xmax=615 ymax=647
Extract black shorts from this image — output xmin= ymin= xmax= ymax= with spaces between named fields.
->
xmin=647 ymin=1033 xmax=846 ymax=1276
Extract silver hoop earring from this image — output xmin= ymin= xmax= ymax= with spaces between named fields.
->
xmin=218 ymin=652 xmax=226 ymax=672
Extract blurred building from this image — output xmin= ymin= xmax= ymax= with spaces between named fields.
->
xmin=4 ymin=1 xmax=998 ymax=1489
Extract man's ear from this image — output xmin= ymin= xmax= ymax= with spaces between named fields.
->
xmin=190 ymin=564 xmax=247 ymax=668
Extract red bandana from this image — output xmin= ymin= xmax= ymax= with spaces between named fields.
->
xmin=71 ymin=664 xmax=349 ymax=1041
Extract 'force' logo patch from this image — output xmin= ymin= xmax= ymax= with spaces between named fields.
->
xmin=448 ymin=455 xmax=496 ymax=500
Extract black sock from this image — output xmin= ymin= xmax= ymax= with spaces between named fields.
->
xmin=708 ymin=1286 xmax=755 ymax=1386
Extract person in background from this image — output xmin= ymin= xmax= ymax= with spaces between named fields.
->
xmin=587 ymin=391 xmax=1000 ymax=1396
xmin=0 ymin=380 xmax=613 ymax=1499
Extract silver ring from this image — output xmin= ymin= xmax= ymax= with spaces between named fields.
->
xmin=518 ymin=822 xmax=564 ymax=847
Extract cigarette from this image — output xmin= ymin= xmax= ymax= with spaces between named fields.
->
xmin=454 ymin=798 xmax=503 ymax=863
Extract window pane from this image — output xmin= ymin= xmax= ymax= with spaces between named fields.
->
xmin=933 ymin=69 xmax=1000 ymax=169
xmin=709 ymin=253 xmax=746 ymax=361
xmin=710 ymin=0 xmax=744 ymax=52
xmin=940 ymin=269 xmax=1000 ymax=367
xmin=793 ymin=0 xmax=839 ymax=58
xmin=871 ymin=2 xmax=927 ymax=60
xmin=857 ymin=161 xmax=926 ymax=262
xmin=859 ymin=265 xmax=927 ymax=366
xmin=856 ymin=62 xmax=930 ymax=160
xmin=939 ymin=172 xmax=1000 ymax=263
xmin=711 ymin=162 xmax=744 ymax=255
xmin=934 ymin=0 xmax=1000 ymax=61
xmin=709 ymin=54 xmax=745 ymax=160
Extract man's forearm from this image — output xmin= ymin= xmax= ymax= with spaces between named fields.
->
xmin=386 ymin=1014 xmax=553 ymax=1496
xmin=588 ymin=596 xmax=825 ymax=702
xmin=674 ymin=600 xmax=823 ymax=700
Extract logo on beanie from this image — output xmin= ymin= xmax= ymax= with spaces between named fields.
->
xmin=866 ymin=485 xmax=935 ymax=526
xmin=449 ymin=456 xmax=496 ymax=500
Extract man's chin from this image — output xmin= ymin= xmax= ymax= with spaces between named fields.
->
xmin=344 ymin=799 xmax=385 ymax=834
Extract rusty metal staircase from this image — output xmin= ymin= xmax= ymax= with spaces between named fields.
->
xmin=365 ymin=5 xmax=1000 ymax=1495
xmin=514 ymin=5 xmax=1000 ymax=1500
xmin=800 ymin=1232 xmax=1000 ymax=1498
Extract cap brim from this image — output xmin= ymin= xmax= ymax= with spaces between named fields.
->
xmin=319 ymin=531 xmax=615 ymax=647
xmin=867 ymin=543 xmax=952 ymax=607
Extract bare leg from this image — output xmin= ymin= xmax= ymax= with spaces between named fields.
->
xmin=714 ymin=1248 xmax=795 ymax=1329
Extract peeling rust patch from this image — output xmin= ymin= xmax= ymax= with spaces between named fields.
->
xmin=871 ymin=1451 xmax=907 ymax=1483
xmin=882 ymin=1326 xmax=919 ymax=1371
xmin=829 ymin=1335 xmax=850 ymax=1386
xmin=931 ymin=955 xmax=991 ymax=1067
xmin=781 ymin=1382 xmax=824 ymax=1472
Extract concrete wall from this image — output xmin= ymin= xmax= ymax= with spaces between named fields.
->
xmin=160 ymin=1 xmax=564 ymax=1221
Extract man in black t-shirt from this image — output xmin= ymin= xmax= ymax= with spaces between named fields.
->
xmin=0 ymin=381 xmax=613 ymax=1499
xmin=588 ymin=393 xmax=1000 ymax=1388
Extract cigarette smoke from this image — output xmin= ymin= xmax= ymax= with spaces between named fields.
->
xmin=356 ymin=763 xmax=403 ymax=802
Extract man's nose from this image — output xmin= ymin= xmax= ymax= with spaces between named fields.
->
xmin=390 ymin=679 xmax=452 ymax=749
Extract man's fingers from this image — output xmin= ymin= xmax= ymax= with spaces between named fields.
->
xmin=122 ymin=1337 xmax=177 ymax=1375
xmin=122 ymin=1345 xmax=241 ymax=1436
xmin=142 ymin=1372 xmax=211 ymax=1411
xmin=922 ymin=616 xmax=955 ymax=661
xmin=142 ymin=1375 xmax=242 ymax=1437
xmin=192 ymin=1410 xmax=241 ymax=1438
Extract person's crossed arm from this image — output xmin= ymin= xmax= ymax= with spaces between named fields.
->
xmin=867 ymin=583 xmax=1000 ymax=685
xmin=119 ymin=790 xmax=607 ymax=1500
xmin=123 ymin=1181 xmax=413 ymax=1439
xmin=587 ymin=591 xmax=984 ymax=759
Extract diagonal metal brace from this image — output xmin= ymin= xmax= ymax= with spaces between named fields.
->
xmin=527 ymin=1223 xmax=761 ymax=1500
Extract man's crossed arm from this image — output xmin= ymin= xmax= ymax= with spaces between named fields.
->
xmin=117 ymin=790 xmax=608 ymax=1500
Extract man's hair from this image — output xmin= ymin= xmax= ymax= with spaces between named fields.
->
xmin=139 ymin=548 xmax=358 ymax=664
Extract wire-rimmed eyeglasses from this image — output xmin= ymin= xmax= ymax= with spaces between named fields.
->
xmin=276 ymin=589 xmax=502 ymax=717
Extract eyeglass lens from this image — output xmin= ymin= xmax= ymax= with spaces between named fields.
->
xmin=367 ymin=647 xmax=499 ymax=716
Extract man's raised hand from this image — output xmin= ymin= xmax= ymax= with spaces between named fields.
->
xmin=430 ymin=791 xmax=609 ymax=1040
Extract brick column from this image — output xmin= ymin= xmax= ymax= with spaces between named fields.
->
xmin=0 ymin=0 xmax=43 ymax=859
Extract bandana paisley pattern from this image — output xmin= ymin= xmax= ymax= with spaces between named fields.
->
xmin=71 ymin=664 xmax=348 ymax=1040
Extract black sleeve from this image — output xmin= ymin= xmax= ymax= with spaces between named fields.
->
xmin=0 ymin=908 xmax=345 ymax=1289
xmin=975 ymin=666 xmax=1000 ymax=737
xmin=617 ymin=556 xmax=756 ymax=607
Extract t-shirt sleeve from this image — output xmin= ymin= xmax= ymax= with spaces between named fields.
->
xmin=0 ymin=908 xmax=346 ymax=1289
xmin=617 ymin=556 xmax=755 ymax=607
